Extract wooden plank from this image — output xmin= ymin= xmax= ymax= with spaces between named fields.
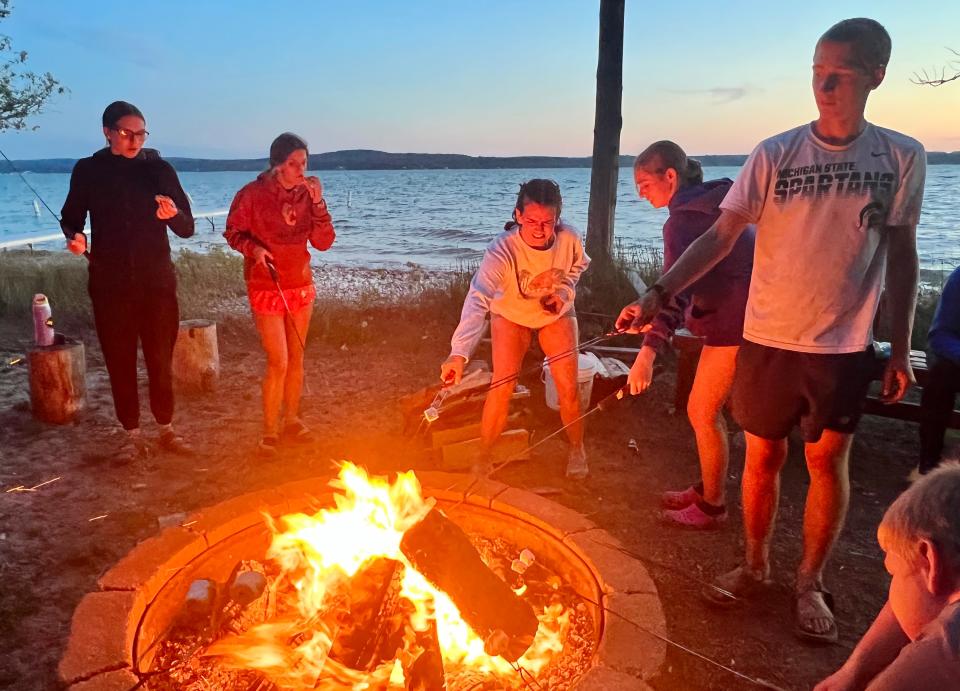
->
xmin=439 ymin=429 xmax=529 ymax=472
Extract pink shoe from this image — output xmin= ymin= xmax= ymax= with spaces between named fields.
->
xmin=662 ymin=501 xmax=727 ymax=529
xmin=661 ymin=484 xmax=702 ymax=510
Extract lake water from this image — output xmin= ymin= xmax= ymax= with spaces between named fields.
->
xmin=2 ymin=165 xmax=959 ymax=269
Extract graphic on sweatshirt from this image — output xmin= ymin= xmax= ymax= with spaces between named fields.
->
xmin=517 ymin=268 xmax=566 ymax=299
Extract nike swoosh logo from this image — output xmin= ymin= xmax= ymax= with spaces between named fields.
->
xmin=870 ymin=152 xmax=888 ymax=157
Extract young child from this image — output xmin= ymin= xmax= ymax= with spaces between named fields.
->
xmin=815 ymin=464 xmax=960 ymax=689
xmin=440 ymin=179 xmax=590 ymax=478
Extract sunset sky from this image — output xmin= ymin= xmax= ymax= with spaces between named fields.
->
xmin=1 ymin=0 xmax=958 ymax=159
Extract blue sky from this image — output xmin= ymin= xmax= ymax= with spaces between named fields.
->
xmin=1 ymin=0 xmax=958 ymax=159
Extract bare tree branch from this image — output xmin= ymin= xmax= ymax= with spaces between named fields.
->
xmin=912 ymin=47 xmax=960 ymax=87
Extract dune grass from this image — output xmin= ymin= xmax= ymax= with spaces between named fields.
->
xmin=0 ymin=245 xmax=940 ymax=352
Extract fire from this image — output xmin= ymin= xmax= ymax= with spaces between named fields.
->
xmin=206 ymin=462 xmax=571 ymax=688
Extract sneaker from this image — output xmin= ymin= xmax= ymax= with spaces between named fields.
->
xmin=661 ymin=483 xmax=703 ymax=510
xmin=158 ymin=428 xmax=194 ymax=456
xmin=661 ymin=500 xmax=727 ymax=529
xmin=115 ymin=430 xmax=152 ymax=464
xmin=565 ymin=446 xmax=589 ymax=479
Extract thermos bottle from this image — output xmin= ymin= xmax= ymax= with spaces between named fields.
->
xmin=32 ymin=294 xmax=55 ymax=347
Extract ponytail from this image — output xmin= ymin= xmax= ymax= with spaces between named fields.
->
xmin=634 ymin=140 xmax=701 ymax=189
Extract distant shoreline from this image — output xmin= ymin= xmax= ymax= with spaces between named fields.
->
xmin=3 ymin=149 xmax=959 ymax=174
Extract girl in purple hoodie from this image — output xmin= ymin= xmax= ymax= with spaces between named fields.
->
xmin=630 ymin=141 xmax=755 ymax=529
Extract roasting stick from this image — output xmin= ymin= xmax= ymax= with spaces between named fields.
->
xmin=445 ymin=385 xmax=630 ymax=514
xmin=423 ymin=328 xmax=627 ymax=425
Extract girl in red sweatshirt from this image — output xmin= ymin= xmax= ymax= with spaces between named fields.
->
xmin=224 ymin=133 xmax=335 ymax=454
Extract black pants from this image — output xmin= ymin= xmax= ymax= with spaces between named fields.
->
xmin=919 ymin=353 xmax=960 ymax=473
xmin=89 ymin=270 xmax=180 ymax=430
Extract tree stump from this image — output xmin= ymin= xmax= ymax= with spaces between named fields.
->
xmin=28 ymin=337 xmax=86 ymax=424
xmin=172 ymin=319 xmax=219 ymax=394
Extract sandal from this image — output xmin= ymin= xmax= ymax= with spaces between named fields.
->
xmin=701 ymin=565 xmax=771 ymax=608
xmin=258 ymin=435 xmax=279 ymax=457
xmin=282 ymin=420 xmax=314 ymax=444
xmin=794 ymin=586 xmax=838 ymax=644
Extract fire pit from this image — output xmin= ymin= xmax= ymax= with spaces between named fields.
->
xmin=59 ymin=468 xmax=665 ymax=690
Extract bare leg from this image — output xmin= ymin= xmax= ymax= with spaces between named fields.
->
xmin=794 ymin=430 xmax=852 ymax=638
xmin=253 ymin=312 xmax=288 ymax=437
xmin=282 ymin=302 xmax=313 ymax=423
xmin=480 ymin=317 xmax=531 ymax=452
xmin=686 ymin=345 xmax=739 ymax=506
xmin=537 ymin=316 xmax=583 ymax=449
xmin=742 ymin=431 xmax=788 ymax=576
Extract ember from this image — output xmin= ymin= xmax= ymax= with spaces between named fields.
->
xmin=146 ymin=464 xmax=595 ymax=689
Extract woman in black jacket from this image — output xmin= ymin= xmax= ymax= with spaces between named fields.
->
xmin=61 ymin=101 xmax=195 ymax=462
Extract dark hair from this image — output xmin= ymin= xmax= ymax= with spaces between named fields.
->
xmin=819 ymin=18 xmax=891 ymax=72
xmin=634 ymin=140 xmax=703 ymax=189
xmin=269 ymin=132 xmax=309 ymax=168
xmin=101 ymin=101 xmax=144 ymax=128
xmin=508 ymin=179 xmax=562 ymax=229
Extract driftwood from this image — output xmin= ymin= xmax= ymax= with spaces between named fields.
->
xmin=172 ymin=319 xmax=220 ymax=394
xmin=28 ymin=336 xmax=86 ymax=424
xmin=400 ymin=509 xmax=539 ymax=662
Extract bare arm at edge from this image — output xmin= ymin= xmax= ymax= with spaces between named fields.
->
xmin=814 ymin=602 xmax=908 ymax=691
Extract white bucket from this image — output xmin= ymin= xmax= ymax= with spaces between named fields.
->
xmin=542 ymin=352 xmax=601 ymax=412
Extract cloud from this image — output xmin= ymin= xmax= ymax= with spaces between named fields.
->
xmin=661 ymin=85 xmax=760 ymax=104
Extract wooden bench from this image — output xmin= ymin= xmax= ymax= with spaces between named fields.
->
xmin=673 ymin=330 xmax=960 ymax=427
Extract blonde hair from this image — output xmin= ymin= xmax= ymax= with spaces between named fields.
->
xmin=879 ymin=462 xmax=960 ymax=573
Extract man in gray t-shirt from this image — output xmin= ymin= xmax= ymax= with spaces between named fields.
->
xmin=617 ymin=18 xmax=925 ymax=643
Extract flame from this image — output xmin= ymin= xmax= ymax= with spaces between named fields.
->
xmin=207 ymin=462 xmax=571 ymax=688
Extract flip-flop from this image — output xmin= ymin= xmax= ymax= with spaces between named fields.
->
xmin=282 ymin=421 xmax=313 ymax=444
xmin=258 ymin=436 xmax=280 ymax=457
xmin=701 ymin=565 xmax=772 ymax=608
xmin=794 ymin=587 xmax=838 ymax=644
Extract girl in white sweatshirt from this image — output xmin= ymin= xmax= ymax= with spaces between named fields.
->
xmin=440 ymin=179 xmax=591 ymax=478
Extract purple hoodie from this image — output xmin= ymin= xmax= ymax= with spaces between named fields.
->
xmin=643 ymin=179 xmax=755 ymax=352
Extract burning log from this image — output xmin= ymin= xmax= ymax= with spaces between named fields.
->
xmin=400 ymin=508 xmax=539 ymax=662
xmin=330 ymin=557 xmax=407 ymax=671
xmin=403 ymin=614 xmax=446 ymax=691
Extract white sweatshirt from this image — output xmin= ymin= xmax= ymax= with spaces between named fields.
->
xmin=449 ymin=222 xmax=590 ymax=360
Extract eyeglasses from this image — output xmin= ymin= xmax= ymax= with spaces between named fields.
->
xmin=111 ymin=127 xmax=149 ymax=141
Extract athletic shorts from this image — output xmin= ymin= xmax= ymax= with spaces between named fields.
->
xmin=248 ymin=284 xmax=316 ymax=316
xmin=731 ymin=340 xmax=877 ymax=442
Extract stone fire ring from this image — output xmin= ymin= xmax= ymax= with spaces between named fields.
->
xmin=59 ymin=472 xmax=665 ymax=690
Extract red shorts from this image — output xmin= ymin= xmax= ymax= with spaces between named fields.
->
xmin=248 ymin=284 xmax=316 ymax=316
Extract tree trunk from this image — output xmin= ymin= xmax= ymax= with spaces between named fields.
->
xmin=172 ymin=319 xmax=219 ymax=394
xmin=28 ymin=337 xmax=86 ymax=424
xmin=585 ymin=0 xmax=625 ymax=267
